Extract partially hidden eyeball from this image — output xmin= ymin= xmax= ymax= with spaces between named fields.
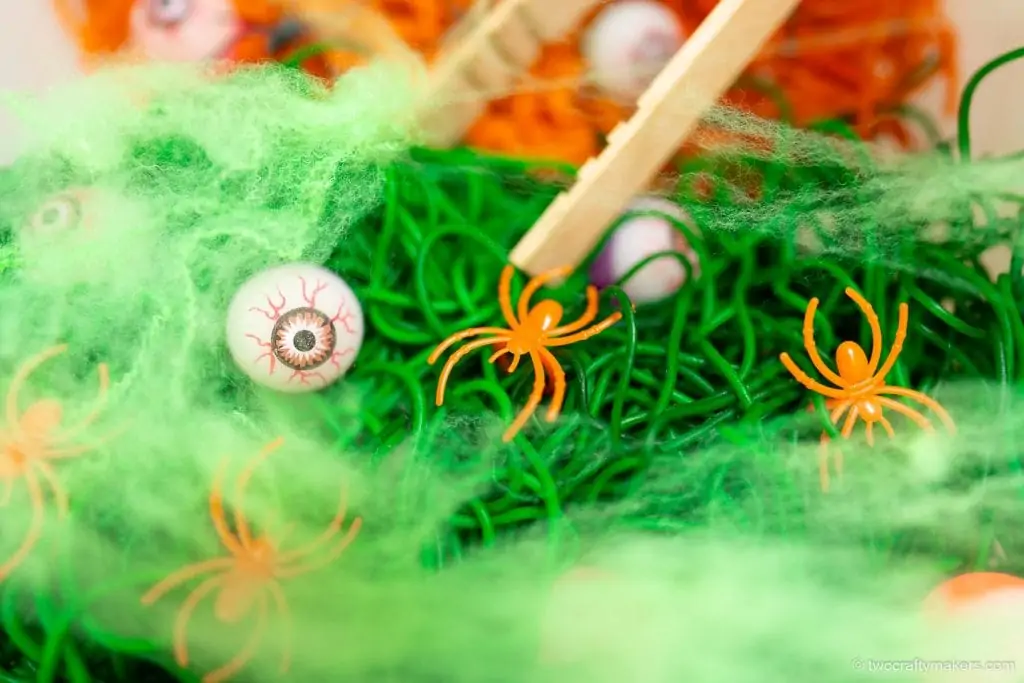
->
xmin=226 ymin=263 xmax=364 ymax=393
xmin=540 ymin=567 xmax=631 ymax=665
xmin=923 ymin=572 xmax=1024 ymax=680
xmin=22 ymin=189 xmax=90 ymax=238
xmin=130 ymin=0 xmax=243 ymax=62
xmin=589 ymin=196 xmax=700 ymax=305
xmin=581 ymin=0 xmax=685 ymax=102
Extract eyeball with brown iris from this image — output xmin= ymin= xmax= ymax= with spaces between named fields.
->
xmin=226 ymin=263 xmax=364 ymax=392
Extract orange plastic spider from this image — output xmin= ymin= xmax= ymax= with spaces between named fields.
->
xmin=140 ymin=437 xmax=362 ymax=683
xmin=0 ymin=343 xmax=110 ymax=582
xmin=428 ymin=264 xmax=623 ymax=442
xmin=780 ymin=287 xmax=955 ymax=491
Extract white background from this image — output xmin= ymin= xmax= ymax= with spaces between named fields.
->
xmin=0 ymin=1 xmax=1021 ymax=161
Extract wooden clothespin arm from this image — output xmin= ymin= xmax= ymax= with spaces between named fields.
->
xmin=509 ymin=0 xmax=802 ymax=279
xmin=419 ymin=0 xmax=605 ymax=148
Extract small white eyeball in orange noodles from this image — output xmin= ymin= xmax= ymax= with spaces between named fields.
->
xmin=589 ymin=197 xmax=700 ymax=305
xmin=226 ymin=263 xmax=364 ymax=393
xmin=581 ymin=0 xmax=685 ymax=102
xmin=924 ymin=572 xmax=1024 ymax=678
xmin=130 ymin=0 xmax=243 ymax=62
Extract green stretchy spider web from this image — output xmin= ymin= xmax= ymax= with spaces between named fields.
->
xmin=0 ymin=48 xmax=1022 ymax=683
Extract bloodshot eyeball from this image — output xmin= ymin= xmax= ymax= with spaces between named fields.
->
xmin=226 ymin=263 xmax=364 ymax=392
xmin=581 ymin=0 xmax=685 ymax=102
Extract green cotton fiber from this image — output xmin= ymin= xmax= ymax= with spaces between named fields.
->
xmin=1 ymin=49 xmax=1024 ymax=683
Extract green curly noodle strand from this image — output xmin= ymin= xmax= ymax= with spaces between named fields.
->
xmin=0 ymin=47 xmax=1022 ymax=683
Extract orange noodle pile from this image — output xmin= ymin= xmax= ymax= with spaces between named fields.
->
xmin=51 ymin=0 xmax=957 ymax=162
xmin=459 ymin=0 xmax=958 ymax=162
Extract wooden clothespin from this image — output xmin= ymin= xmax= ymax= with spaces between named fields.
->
xmin=509 ymin=0 xmax=803 ymax=280
xmin=419 ymin=0 xmax=605 ymax=148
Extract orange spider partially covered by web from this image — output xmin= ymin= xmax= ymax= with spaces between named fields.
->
xmin=428 ymin=264 xmax=623 ymax=442
xmin=0 ymin=344 xmax=111 ymax=582
xmin=141 ymin=437 xmax=362 ymax=683
xmin=780 ymin=287 xmax=955 ymax=491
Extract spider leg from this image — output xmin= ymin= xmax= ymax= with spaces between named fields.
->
xmin=53 ymin=362 xmax=110 ymax=444
xmin=34 ymin=461 xmax=69 ymax=517
xmin=435 ymin=337 xmax=504 ymax=406
xmin=488 ymin=347 xmax=511 ymax=367
xmin=800 ymin=298 xmax=846 ymax=387
xmin=539 ymin=348 xmax=566 ymax=421
xmin=827 ymin=400 xmax=851 ymax=425
xmin=5 ymin=345 xmax=68 ymax=433
xmin=427 ymin=329 xmax=510 ymax=366
xmin=141 ymin=558 xmax=235 ymax=606
xmin=865 ymin=422 xmax=874 ymax=447
xmin=276 ymin=516 xmax=363 ymax=578
xmin=497 ymin=265 xmax=519 ymax=329
xmin=170 ymin=575 xmax=222 ymax=668
xmin=548 ymin=286 xmax=598 ymax=337
xmin=878 ymin=386 xmax=955 ymax=433
xmin=518 ymin=265 xmax=574 ymax=322
xmin=266 ymin=581 xmax=292 ymax=673
xmin=870 ymin=304 xmax=909 ymax=382
xmin=779 ymin=354 xmax=848 ymax=399
xmin=203 ymin=592 xmax=269 ymax=683
xmin=879 ymin=416 xmax=895 ymax=438
xmin=506 ymin=353 xmax=522 ymax=373
xmin=818 ymin=401 xmax=851 ymax=492
xmin=233 ymin=437 xmax=285 ymax=549
xmin=210 ymin=458 xmax=247 ymax=555
xmin=544 ymin=312 xmax=622 ymax=347
xmin=501 ymin=351 xmax=547 ymax=442
xmin=278 ymin=480 xmax=361 ymax=565
xmin=818 ymin=432 xmax=833 ymax=493
xmin=0 ymin=469 xmax=46 ymax=581
xmin=843 ymin=288 xmax=883 ymax=375
xmin=819 ymin=401 xmax=851 ymax=491
xmin=876 ymin=396 xmax=933 ymax=431
xmin=829 ymin=406 xmax=860 ymax=485
xmin=839 ymin=406 xmax=860 ymax=438
xmin=41 ymin=438 xmax=116 ymax=459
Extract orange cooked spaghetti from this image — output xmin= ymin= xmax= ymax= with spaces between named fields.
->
xmin=53 ymin=0 xmax=332 ymax=77
xmin=371 ymin=0 xmax=958 ymax=163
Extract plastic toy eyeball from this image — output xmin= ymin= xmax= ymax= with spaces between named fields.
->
xmin=147 ymin=0 xmax=192 ymax=26
xmin=226 ymin=263 xmax=364 ymax=393
xmin=130 ymin=0 xmax=240 ymax=62
xmin=581 ymin=0 xmax=685 ymax=102
xmin=589 ymin=197 xmax=700 ymax=305
xmin=23 ymin=190 xmax=87 ymax=237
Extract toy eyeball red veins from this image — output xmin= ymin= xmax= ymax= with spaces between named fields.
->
xmin=581 ymin=0 xmax=685 ymax=102
xmin=226 ymin=263 xmax=364 ymax=392
xmin=130 ymin=0 xmax=243 ymax=62
xmin=589 ymin=196 xmax=701 ymax=305
xmin=924 ymin=572 xmax=1024 ymax=677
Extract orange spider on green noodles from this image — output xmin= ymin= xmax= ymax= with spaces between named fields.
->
xmin=0 ymin=46 xmax=1021 ymax=683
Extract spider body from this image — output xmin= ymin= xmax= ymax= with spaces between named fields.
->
xmin=429 ymin=265 xmax=623 ymax=442
xmin=0 ymin=345 xmax=110 ymax=581
xmin=780 ymin=288 xmax=955 ymax=491
xmin=141 ymin=437 xmax=361 ymax=683
xmin=214 ymin=540 xmax=278 ymax=622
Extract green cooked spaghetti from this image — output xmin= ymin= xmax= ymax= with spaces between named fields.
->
xmin=0 ymin=48 xmax=1022 ymax=683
